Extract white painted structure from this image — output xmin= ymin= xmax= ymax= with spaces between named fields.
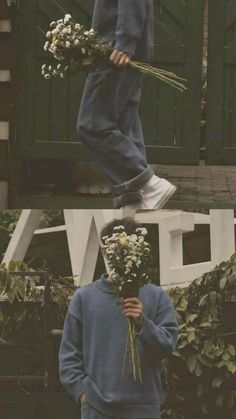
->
xmin=2 ymin=209 xmax=236 ymax=287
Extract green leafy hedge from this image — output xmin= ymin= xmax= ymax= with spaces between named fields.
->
xmin=0 ymin=261 xmax=76 ymax=343
xmin=162 ymin=253 xmax=236 ymax=419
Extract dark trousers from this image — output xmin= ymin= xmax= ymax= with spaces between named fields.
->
xmin=80 ymin=401 xmax=160 ymax=419
xmin=77 ymin=65 xmax=153 ymax=208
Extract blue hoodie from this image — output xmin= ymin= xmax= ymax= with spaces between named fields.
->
xmin=92 ymin=0 xmax=154 ymax=61
xmin=59 ymin=275 xmax=179 ymax=418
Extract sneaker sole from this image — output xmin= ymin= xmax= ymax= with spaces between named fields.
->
xmin=141 ymin=184 xmax=177 ymax=211
xmin=154 ymin=184 xmax=177 ymax=210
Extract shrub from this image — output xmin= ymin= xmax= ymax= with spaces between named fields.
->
xmin=162 ymin=254 xmax=236 ymax=419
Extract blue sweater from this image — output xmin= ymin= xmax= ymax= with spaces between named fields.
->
xmin=59 ymin=275 xmax=179 ymax=418
xmin=92 ymin=0 xmax=154 ymax=61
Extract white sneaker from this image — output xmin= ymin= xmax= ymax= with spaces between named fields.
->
xmin=140 ymin=175 xmax=177 ymax=210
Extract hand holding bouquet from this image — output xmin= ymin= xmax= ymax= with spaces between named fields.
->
xmin=102 ymin=225 xmax=152 ymax=382
xmin=42 ymin=14 xmax=187 ymax=92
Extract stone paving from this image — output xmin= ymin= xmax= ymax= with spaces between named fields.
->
xmin=13 ymin=164 xmax=236 ymax=209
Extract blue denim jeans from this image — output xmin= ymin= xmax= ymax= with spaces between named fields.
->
xmin=80 ymin=401 xmax=160 ymax=419
xmin=77 ymin=65 xmax=154 ymax=208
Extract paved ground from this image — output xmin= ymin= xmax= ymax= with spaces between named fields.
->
xmin=12 ymin=164 xmax=236 ymax=209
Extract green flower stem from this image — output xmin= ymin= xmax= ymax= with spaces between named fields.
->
xmin=129 ymin=62 xmax=187 ymax=92
xmin=128 ymin=318 xmax=137 ymax=380
xmin=122 ymin=325 xmax=130 ymax=379
xmin=122 ymin=318 xmax=142 ymax=382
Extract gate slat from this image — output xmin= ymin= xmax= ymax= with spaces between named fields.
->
xmin=17 ymin=0 xmax=204 ymax=165
xmin=159 ymin=0 xmax=186 ymax=28
xmin=207 ymin=0 xmax=236 ymax=164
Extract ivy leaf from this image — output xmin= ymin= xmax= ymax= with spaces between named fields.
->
xmin=178 ymin=296 xmax=188 ymax=311
xmin=222 ymin=353 xmax=231 ymax=361
xmin=225 ymin=361 xmax=236 ymax=374
xmin=7 ymin=287 xmax=16 ymax=304
xmin=227 ymin=345 xmax=236 ymax=357
xmin=186 ymin=313 xmax=198 ymax=323
xmin=16 ymin=281 xmax=26 ymax=299
xmin=211 ymin=376 xmax=223 ymax=389
xmin=219 ymin=275 xmax=227 ymax=290
xmin=187 ymin=354 xmax=197 ymax=373
xmin=197 ymin=353 xmax=212 ymax=367
xmin=187 ymin=330 xmax=195 ymax=343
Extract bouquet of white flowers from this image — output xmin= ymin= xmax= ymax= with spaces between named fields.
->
xmin=102 ymin=225 xmax=152 ymax=382
xmin=42 ymin=14 xmax=187 ymax=92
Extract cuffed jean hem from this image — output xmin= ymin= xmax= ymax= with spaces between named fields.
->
xmin=112 ymin=166 xmax=154 ymax=198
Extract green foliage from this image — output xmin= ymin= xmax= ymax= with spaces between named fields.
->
xmin=162 ymin=253 xmax=236 ymax=419
xmin=0 ymin=210 xmax=64 ymax=233
xmin=0 ymin=210 xmax=22 ymax=233
xmin=0 ymin=262 xmax=76 ymax=343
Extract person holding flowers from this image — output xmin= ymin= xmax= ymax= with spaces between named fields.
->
xmin=59 ymin=218 xmax=179 ymax=419
xmin=76 ymin=0 xmax=177 ymax=209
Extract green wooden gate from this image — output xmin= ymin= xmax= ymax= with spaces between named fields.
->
xmin=17 ymin=0 xmax=204 ymax=165
xmin=206 ymin=0 xmax=236 ymax=165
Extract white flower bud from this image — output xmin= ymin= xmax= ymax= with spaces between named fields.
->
xmin=74 ymin=39 xmax=79 ymax=46
xmin=52 ymin=28 xmax=59 ymax=35
xmin=60 ymin=73 xmax=64 ymax=78
xmin=44 ymin=41 xmax=49 ymax=51
xmin=64 ymin=14 xmax=72 ymax=22
xmin=46 ymin=31 xmax=52 ymax=38
xmin=65 ymin=41 xmax=71 ymax=48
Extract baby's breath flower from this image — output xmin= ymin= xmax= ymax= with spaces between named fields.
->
xmin=50 ymin=21 xmax=57 ymax=28
xmin=114 ymin=226 xmax=125 ymax=231
xmin=44 ymin=41 xmax=50 ymax=51
xmin=64 ymin=14 xmax=72 ymax=22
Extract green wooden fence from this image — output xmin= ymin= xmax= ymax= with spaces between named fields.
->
xmin=206 ymin=0 xmax=236 ymax=165
xmin=16 ymin=0 xmax=204 ymax=165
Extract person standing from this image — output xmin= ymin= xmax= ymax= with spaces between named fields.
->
xmin=59 ymin=218 xmax=179 ymax=419
xmin=77 ymin=0 xmax=176 ymax=209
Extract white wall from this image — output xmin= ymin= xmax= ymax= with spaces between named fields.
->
xmin=2 ymin=210 xmax=235 ymax=288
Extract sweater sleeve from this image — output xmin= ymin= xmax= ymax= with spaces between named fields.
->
xmin=138 ymin=290 xmax=179 ymax=356
xmin=58 ymin=293 xmax=87 ymax=402
xmin=114 ymin=0 xmax=148 ymax=57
